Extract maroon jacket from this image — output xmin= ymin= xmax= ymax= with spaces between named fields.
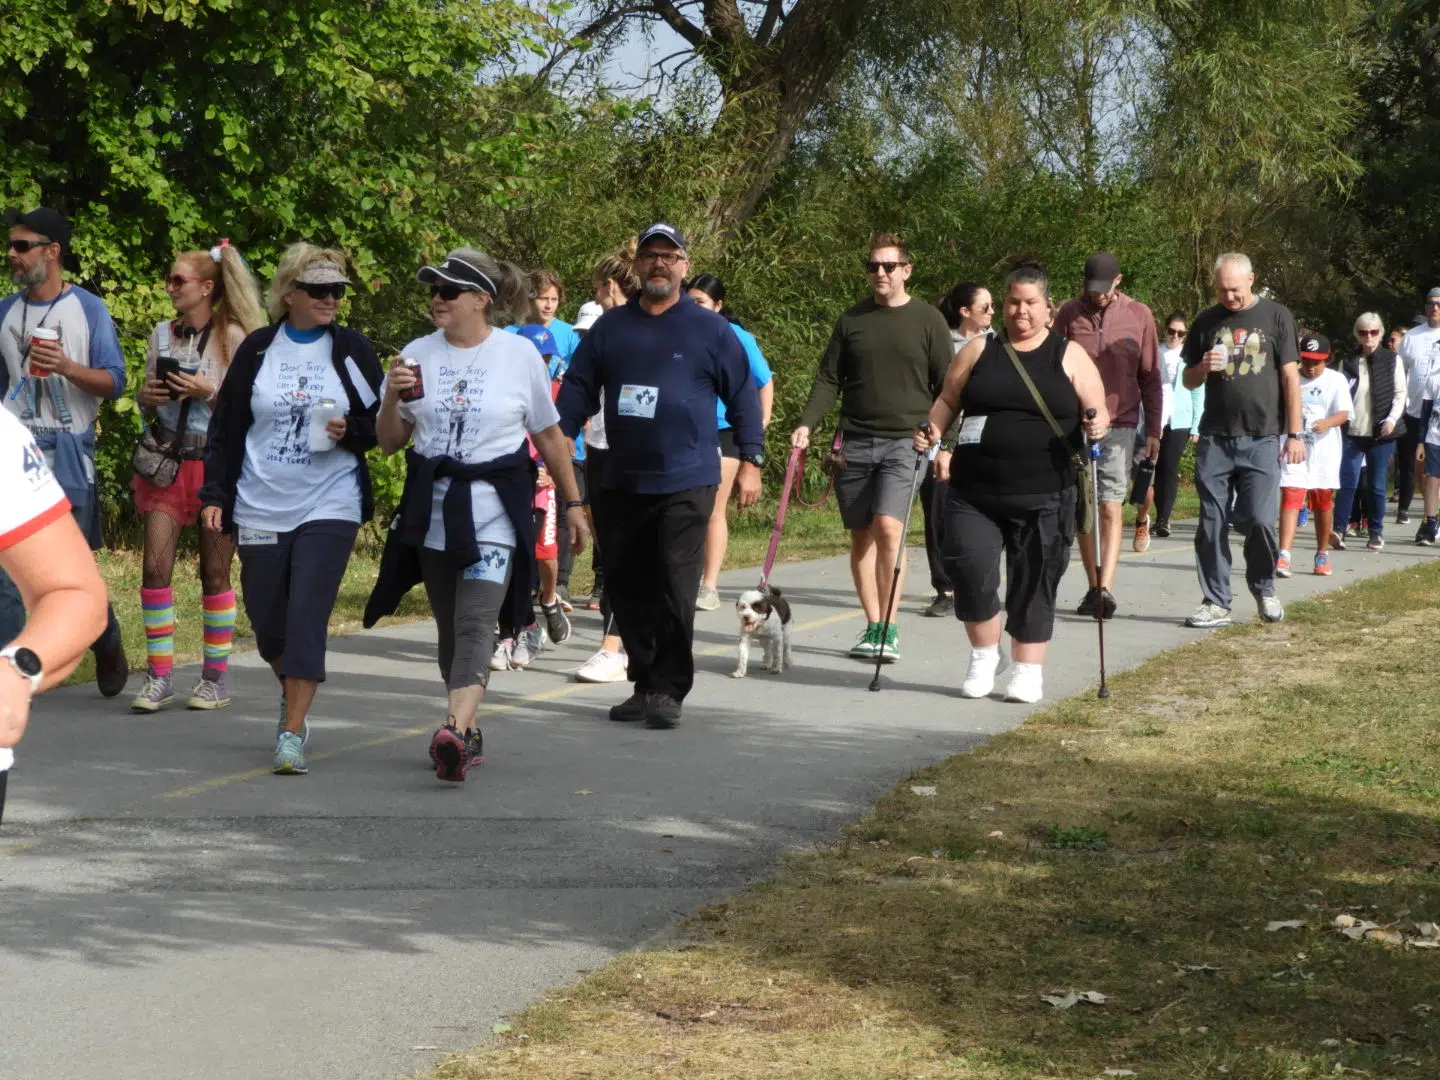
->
xmin=1053 ymin=291 xmax=1163 ymax=439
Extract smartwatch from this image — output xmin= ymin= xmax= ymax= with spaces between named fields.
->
xmin=740 ymin=453 xmax=764 ymax=468
xmin=1 ymin=645 xmax=43 ymax=693
xmin=564 ymin=500 xmax=585 ymax=511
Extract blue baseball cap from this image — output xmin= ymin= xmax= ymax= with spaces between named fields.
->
xmin=638 ymin=222 xmax=688 ymax=252
xmin=516 ymin=323 xmax=559 ymax=356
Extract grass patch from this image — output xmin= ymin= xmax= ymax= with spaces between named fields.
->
xmin=427 ymin=560 xmax=1440 ymax=1080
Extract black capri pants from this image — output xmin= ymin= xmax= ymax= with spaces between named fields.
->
xmin=941 ymin=486 xmax=1076 ymax=643
xmin=237 ymin=519 xmax=359 ymax=682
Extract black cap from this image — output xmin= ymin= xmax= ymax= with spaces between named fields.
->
xmin=5 ymin=208 xmax=71 ymax=254
xmin=1083 ymin=251 xmax=1120 ymax=295
xmin=637 ymin=222 xmax=688 ymax=252
xmin=1299 ymin=332 xmax=1331 ymax=360
xmin=417 ymin=256 xmax=497 ymax=296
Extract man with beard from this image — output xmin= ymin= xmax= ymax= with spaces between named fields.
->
xmin=555 ymin=223 xmax=763 ymax=729
xmin=0 ymin=209 xmax=128 ymax=695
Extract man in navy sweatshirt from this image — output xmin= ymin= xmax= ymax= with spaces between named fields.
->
xmin=556 ymin=223 xmax=763 ymax=729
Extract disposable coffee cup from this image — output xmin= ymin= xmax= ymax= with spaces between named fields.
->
xmin=28 ymin=326 xmax=59 ymax=377
xmin=309 ymin=398 xmax=343 ymax=452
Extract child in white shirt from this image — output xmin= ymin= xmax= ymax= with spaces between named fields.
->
xmin=1278 ymin=333 xmax=1352 ymax=577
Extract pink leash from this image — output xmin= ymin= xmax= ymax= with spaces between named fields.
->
xmin=758 ymin=433 xmax=840 ymax=589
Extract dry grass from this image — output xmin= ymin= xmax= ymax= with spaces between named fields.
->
xmin=427 ymin=561 xmax=1440 ymax=1080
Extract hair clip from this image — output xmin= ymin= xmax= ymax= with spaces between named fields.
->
xmin=209 ymin=238 xmax=230 ymax=263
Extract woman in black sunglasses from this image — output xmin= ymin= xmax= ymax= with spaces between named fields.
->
xmin=200 ymin=243 xmax=384 ymax=777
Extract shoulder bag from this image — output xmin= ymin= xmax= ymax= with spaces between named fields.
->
xmin=1000 ymin=336 xmax=1093 ymax=535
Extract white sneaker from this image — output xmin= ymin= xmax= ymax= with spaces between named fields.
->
xmin=959 ymin=646 xmax=1002 ymax=699
xmin=1003 ymin=663 xmax=1044 ymax=704
xmin=1256 ymin=595 xmax=1285 ymax=623
xmin=574 ymin=648 xmax=628 ymax=683
xmin=1185 ymin=602 xmax=1232 ymax=629
xmin=511 ymin=626 xmax=545 ymax=668
xmin=490 ymin=637 xmax=514 ymax=671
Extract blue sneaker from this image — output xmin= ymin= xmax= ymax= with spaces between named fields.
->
xmin=1297 ymin=506 xmax=1309 ymax=528
xmin=273 ymin=731 xmax=308 ymax=775
xmin=275 ymin=690 xmax=309 ymax=746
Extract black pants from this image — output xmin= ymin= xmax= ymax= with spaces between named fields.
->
xmin=557 ymin=461 xmax=585 ymax=589
xmin=592 ymin=485 xmax=716 ymax=700
xmin=942 ymin=486 xmax=1075 ymax=643
xmin=585 ymin=449 xmax=608 ymax=598
xmin=918 ymin=472 xmax=951 ymax=594
xmin=1152 ymin=425 xmax=1191 ymax=525
xmin=1398 ymin=419 xmax=1421 ymax=513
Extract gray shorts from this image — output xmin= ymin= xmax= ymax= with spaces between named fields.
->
xmin=1095 ymin=426 xmax=1138 ymax=504
xmin=834 ymin=434 xmax=920 ymax=530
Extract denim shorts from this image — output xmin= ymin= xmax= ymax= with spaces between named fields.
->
xmin=1425 ymin=443 xmax=1440 ymax=479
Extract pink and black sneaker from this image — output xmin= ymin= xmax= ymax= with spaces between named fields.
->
xmin=429 ymin=725 xmax=467 ymax=783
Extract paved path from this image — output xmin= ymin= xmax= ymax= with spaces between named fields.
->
xmin=0 ymin=521 xmax=1423 ymax=1079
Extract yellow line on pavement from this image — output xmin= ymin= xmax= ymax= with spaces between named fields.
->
xmin=159 ymin=608 xmax=862 ymax=801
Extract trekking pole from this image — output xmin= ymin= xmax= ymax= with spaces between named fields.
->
xmin=869 ymin=443 xmax=938 ymax=693
xmin=1086 ymin=408 xmax=1110 ymax=700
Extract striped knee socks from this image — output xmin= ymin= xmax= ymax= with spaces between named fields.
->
xmin=140 ymin=587 xmax=174 ymax=677
xmin=202 ymin=590 xmax=237 ymax=679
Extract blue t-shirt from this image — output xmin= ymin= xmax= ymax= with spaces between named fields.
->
xmin=556 ymin=295 xmax=763 ymax=494
xmin=717 ymin=323 xmax=771 ymax=430
xmin=507 ymin=318 xmax=585 ymax=459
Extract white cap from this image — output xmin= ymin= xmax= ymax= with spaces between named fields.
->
xmin=575 ymin=301 xmax=603 ymax=332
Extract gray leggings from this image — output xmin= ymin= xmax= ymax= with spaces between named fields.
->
xmin=417 ymin=546 xmax=514 ymax=691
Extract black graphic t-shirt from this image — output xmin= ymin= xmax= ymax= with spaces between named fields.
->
xmin=1183 ymin=298 xmax=1298 ymax=437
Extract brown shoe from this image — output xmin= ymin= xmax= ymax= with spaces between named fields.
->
xmin=1133 ymin=519 xmax=1151 ymax=554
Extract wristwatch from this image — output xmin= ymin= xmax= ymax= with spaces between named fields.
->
xmin=740 ymin=452 xmax=764 ymax=467
xmin=0 ymin=645 xmax=43 ymax=693
xmin=564 ymin=500 xmax=584 ymax=511
xmin=1287 ymin=433 xmax=1304 ymax=440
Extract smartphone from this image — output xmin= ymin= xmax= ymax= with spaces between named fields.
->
xmin=155 ymin=356 xmax=181 ymax=400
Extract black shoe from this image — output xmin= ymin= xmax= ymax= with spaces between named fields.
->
xmin=1153 ymin=521 xmax=1171 ymax=538
xmin=1397 ymin=511 xmax=1412 ymax=526
xmin=540 ymin=599 xmax=572 ymax=644
xmin=93 ymin=629 xmax=129 ymax=698
xmin=1098 ymin=588 xmax=1117 ymax=620
xmin=1076 ymin=587 xmax=1099 ymax=617
xmin=1418 ymin=520 xmax=1438 ymax=547
xmin=643 ymin=692 xmax=682 ymax=730
xmin=922 ymin=592 xmax=951 ymax=618
xmin=609 ymin=692 xmax=647 ymax=723
xmin=556 ymin=585 xmax=573 ymax=613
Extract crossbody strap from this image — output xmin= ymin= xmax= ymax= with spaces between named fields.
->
xmin=1001 ymin=335 xmax=1074 ymax=453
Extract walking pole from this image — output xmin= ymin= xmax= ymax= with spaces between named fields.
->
xmin=869 ymin=443 xmax=938 ymax=693
xmin=1086 ymin=408 xmax=1110 ymax=700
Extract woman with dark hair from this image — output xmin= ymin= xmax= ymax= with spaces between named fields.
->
xmin=685 ymin=273 xmax=773 ymax=610
xmin=921 ymin=282 xmax=995 ymax=617
xmin=1139 ymin=310 xmax=1203 ymax=538
xmin=915 ymin=262 xmax=1108 ymax=704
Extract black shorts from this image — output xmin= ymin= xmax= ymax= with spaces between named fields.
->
xmin=585 ymin=448 xmax=607 ymax=505
xmin=236 ymin=519 xmax=359 ymax=682
xmin=718 ymin=428 xmax=738 ymax=459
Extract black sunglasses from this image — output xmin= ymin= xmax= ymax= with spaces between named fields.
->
xmin=866 ymin=260 xmax=908 ymax=274
xmin=8 ymin=238 xmax=52 ymax=253
xmin=297 ymin=282 xmax=346 ymax=301
xmin=1166 ymin=327 xmax=1186 ymax=336
xmin=430 ymin=283 xmax=479 ymax=301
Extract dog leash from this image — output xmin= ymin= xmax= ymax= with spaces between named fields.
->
xmin=758 ymin=445 xmax=805 ymax=589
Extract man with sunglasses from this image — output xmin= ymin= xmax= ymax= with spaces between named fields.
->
xmin=0 ymin=208 xmax=129 ymax=696
xmin=792 ymin=231 xmax=954 ymax=663
xmin=555 ymin=223 xmax=762 ymax=730
xmin=1052 ymin=252 xmax=1163 ymax=617
xmin=1397 ymin=287 xmax=1440 ymax=533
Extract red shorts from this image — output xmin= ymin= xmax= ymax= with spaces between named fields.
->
xmin=534 ymin=486 xmax=558 ymax=561
xmin=1280 ymin=487 xmax=1334 ymax=512
xmin=132 ymin=459 xmax=205 ymax=523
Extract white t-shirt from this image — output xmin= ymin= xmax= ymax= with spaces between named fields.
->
xmin=0 ymin=408 xmax=69 ymax=772
xmin=396 ymin=329 xmax=560 ymax=548
xmin=233 ymin=326 xmax=362 ymax=533
xmin=1281 ymin=368 xmax=1351 ymax=491
xmin=1159 ymin=344 xmax=1184 ymax=429
xmin=1401 ymin=324 xmax=1440 ymax=418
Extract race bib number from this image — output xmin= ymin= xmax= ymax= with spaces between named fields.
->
xmin=956 ymin=415 xmax=987 ymax=446
xmin=463 ymin=544 xmax=510 ymax=584
xmin=237 ymin=528 xmax=278 ymax=547
xmin=617 ymin=384 xmax=659 ymax=418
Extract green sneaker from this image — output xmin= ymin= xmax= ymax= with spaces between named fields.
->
xmin=273 ymin=730 xmax=308 ymax=775
xmin=878 ymin=623 xmax=900 ymax=664
xmin=847 ymin=622 xmax=880 ymax=658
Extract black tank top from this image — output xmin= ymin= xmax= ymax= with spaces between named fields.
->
xmin=951 ymin=332 xmax=1081 ymax=498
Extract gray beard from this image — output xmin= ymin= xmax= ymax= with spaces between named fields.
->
xmin=10 ymin=261 xmax=46 ymax=288
xmin=642 ymin=278 xmax=677 ymax=301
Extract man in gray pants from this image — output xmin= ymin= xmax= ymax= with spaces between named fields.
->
xmin=1181 ymin=253 xmax=1305 ymax=628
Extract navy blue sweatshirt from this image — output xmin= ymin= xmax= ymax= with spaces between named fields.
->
xmin=556 ymin=295 xmax=763 ymax=494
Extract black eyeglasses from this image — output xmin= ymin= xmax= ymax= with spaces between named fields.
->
xmin=430 ymin=283 xmax=478 ymax=301
xmin=8 ymin=238 xmax=52 ymax=253
xmin=866 ymin=260 xmax=908 ymax=274
xmin=1166 ymin=327 xmax=1186 ymax=337
xmin=297 ymin=282 xmax=346 ymax=301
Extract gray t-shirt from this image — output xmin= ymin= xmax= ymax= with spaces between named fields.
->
xmin=1183 ymin=298 xmax=1298 ymax=437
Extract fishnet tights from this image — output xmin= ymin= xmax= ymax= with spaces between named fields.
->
xmin=141 ymin=510 xmax=235 ymax=594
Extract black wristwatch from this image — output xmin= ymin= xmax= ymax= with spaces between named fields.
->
xmin=1287 ymin=433 xmax=1304 ymax=440
xmin=740 ymin=452 xmax=764 ymax=467
xmin=564 ymin=500 xmax=584 ymax=511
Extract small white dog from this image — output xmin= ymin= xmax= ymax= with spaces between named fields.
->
xmin=732 ymin=586 xmax=793 ymax=678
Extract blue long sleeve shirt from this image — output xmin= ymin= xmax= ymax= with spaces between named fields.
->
xmin=556 ymin=295 xmax=763 ymax=494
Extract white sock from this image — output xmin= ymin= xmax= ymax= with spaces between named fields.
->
xmin=1012 ymin=662 xmax=1042 ymax=678
xmin=971 ymin=644 xmax=1000 ymax=661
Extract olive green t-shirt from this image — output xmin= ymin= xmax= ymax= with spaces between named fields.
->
xmin=798 ymin=297 xmax=954 ymax=439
